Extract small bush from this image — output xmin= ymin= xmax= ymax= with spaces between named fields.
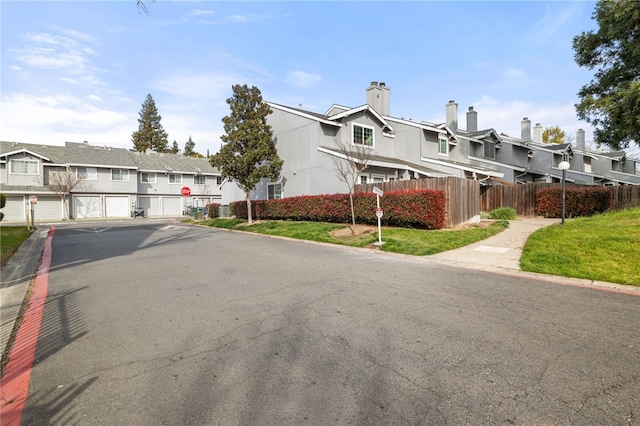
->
xmin=205 ymin=203 xmax=220 ymax=219
xmin=494 ymin=220 xmax=510 ymax=228
xmin=489 ymin=207 xmax=516 ymax=220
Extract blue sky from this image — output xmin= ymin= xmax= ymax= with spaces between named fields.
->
xmin=2 ymin=1 xmax=613 ymax=156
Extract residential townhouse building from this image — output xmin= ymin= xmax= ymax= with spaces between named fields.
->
xmin=237 ymin=81 xmax=638 ymax=204
xmin=0 ymin=141 xmax=222 ymax=221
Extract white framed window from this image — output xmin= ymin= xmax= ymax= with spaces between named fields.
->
xmin=77 ymin=167 xmax=97 ymax=180
xmin=140 ymin=172 xmax=156 ymax=183
xmin=360 ymin=175 xmax=368 ymax=184
xmin=10 ymin=159 xmax=39 ymax=175
xmin=373 ymin=175 xmax=385 ymax=183
xmin=169 ymin=174 xmax=182 ymax=184
xmin=216 ymin=176 xmax=223 ymax=185
xmin=111 ymin=169 xmax=130 ymax=181
xmin=438 ymin=136 xmax=449 ymax=156
xmin=194 ymin=175 xmax=206 ymax=185
xmin=353 ymin=123 xmax=374 ymax=147
xmin=268 ymin=182 xmax=282 ymax=199
xmin=584 ymin=157 xmax=592 ymax=173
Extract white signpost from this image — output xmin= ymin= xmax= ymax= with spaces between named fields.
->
xmin=373 ymin=186 xmax=384 ymax=246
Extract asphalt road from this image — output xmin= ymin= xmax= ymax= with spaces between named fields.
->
xmin=19 ymin=222 xmax=640 ymax=425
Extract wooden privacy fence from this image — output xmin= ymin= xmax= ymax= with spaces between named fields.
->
xmin=357 ymin=177 xmax=640 ymax=226
xmin=356 ymin=177 xmax=480 ymax=228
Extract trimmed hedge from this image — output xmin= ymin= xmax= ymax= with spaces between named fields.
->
xmin=205 ymin=203 xmax=220 ymax=219
xmin=230 ymin=190 xmax=447 ymax=229
xmin=536 ymin=187 xmax=610 ymax=218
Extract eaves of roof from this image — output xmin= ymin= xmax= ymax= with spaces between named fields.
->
xmin=420 ymin=156 xmax=504 ymax=178
xmin=317 ymin=146 xmax=450 ymax=178
xmin=325 ymin=105 xmax=394 ymax=133
xmin=267 ymin=102 xmax=342 ymax=127
xmin=1 ymin=141 xmax=67 ymax=163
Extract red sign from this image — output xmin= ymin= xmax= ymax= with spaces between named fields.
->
xmin=180 ymin=187 xmax=191 ymax=197
xmin=30 ymin=195 xmax=38 ymax=205
xmin=376 ymin=208 xmax=383 ymax=218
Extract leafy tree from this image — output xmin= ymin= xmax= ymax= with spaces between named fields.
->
xmin=184 ymin=135 xmax=197 ymax=156
xmin=210 ymin=84 xmax=283 ymax=224
xmin=169 ymin=140 xmax=180 ymax=154
xmin=573 ymin=0 xmax=640 ymax=151
xmin=47 ymin=167 xmax=83 ymax=220
xmin=542 ymin=126 xmax=566 ymax=144
xmin=132 ymin=94 xmax=169 ymax=153
xmin=331 ymin=139 xmax=373 ymax=234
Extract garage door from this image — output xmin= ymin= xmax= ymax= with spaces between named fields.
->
xmin=2 ymin=196 xmax=26 ymax=221
xmin=34 ymin=196 xmax=64 ymax=221
xmin=75 ymin=196 xmax=101 ymax=219
xmin=138 ymin=197 xmax=160 ymax=217
xmin=105 ymin=196 xmax=130 ymax=218
xmin=162 ymin=197 xmax=182 ymax=216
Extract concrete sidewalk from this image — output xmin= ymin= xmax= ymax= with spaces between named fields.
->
xmin=431 ymin=218 xmax=560 ymax=270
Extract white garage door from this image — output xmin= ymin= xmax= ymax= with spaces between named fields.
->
xmin=75 ymin=196 xmax=101 ymax=219
xmin=105 ymin=196 xmax=130 ymax=218
xmin=162 ymin=197 xmax=182 ymax=216
xmin=138 ymin=197 xmax=160 ymax=216
xmin=34 ymin=196 xmax=64 ymax=221
xmin=2 ymin=196 xmax=26 ymax=221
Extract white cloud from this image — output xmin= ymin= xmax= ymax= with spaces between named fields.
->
xmin=285 ymin=70 xmax=322 ymax=89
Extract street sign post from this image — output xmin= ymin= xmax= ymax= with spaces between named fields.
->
xmin=373 ymin=187 xmax=384 ymax=246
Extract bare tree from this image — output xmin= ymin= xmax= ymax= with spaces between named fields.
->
xmin=137 ymin=0 xmax=154 ymax=14
xmin=47 ymin=167 xmax=82 ymax=219
xmin=331 ymin=139 xmax=374 ymax=234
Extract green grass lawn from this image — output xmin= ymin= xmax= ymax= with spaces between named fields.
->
xmin=0 ymin=226 xmax=31 ymax=265
xmin=202 ymin=218 xmax=509 ymax=256
xmin=521 ymin=208 xmax=640 ymax=286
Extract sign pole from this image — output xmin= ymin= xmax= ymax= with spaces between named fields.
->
xmin=373 ymin=186 xmax=384 ymax=246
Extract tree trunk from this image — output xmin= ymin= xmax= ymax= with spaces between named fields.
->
xmin=246 ymin=196 xmax=253 ymax=224
xmin=349 ymin=192 xmax=357 ymax=235
xmin=62 ymin=195 xmax=70 ymax=219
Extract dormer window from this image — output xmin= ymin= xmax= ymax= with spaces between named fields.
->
xmin=10 ymin=159 xmax=39 ymax=175
xmin=353 ymin=123 xmax=374 ymax=147
xmin=484 ymin=141 xmax=495 ymax=159
xmin=438 ymin=136 xmax=448 ymax=156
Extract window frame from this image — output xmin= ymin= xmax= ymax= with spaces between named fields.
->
xmin=194 ymin=175 xmax=206 ymax=185
xmin=484 ymin=140 xmax=495 ymax=160
xmin=9 ymin=159 xmax=39 ymax=175
xmin=111 ymin=168 xmax=130 ymax=182
xmin=438 ymin=136 xmax=449 ymax=156
xmin=140 ymin=172 xmax=157 ymax=184
xmin=352 ymin=123 xmax=375 ymax=148
xmin=168 ymin=174 xmax=183 ymax=184
xmin=76 ymin=166 xmax=98 ymax=181
xmin=215 ymin=176 xmax=223 ymax=185
xmin=267 ymin=182 xmax=283 ymax=200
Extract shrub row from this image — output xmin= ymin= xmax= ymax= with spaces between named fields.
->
xmin=230 ymin=190 xmax=447 ymax=229
xmin=536 ymin=187 xmax=610 ymax=218
xmin=205 ymin=203 xmax=220 ymax=219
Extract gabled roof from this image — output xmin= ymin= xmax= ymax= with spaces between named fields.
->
xmin=0 ymin=141 xmax=67 ymax=163
xmin=130 ymin=151 xmax=219 ymax=174
xmin=66 ymin=142 xmax=137 ymax=168
xmin=597 ymin=151 xmax=626 ymax=160
xmin=323 ymin=104 xmax=394 ymax=133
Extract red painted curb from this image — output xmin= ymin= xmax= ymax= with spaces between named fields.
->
xmin=0 ymin=227 xmax=55 ymax=426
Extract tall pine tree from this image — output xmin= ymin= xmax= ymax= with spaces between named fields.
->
xmin=184 ymin=135 xmax=196 ymax=156
xmin=210 ymin=84 xmax=283 ymax=224
xmin=132 ymin=94 xmax=169 ymax=153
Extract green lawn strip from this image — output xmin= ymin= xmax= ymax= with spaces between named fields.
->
xmin=521 ymin=208 xmax=640 ymax=286
xmin=1 ymin=226 xmax=31 ymax=265
xmin=379 ymin=223 xmax=507 ymax=255
xmin=202 ymin=218 xmax=508 ymax=256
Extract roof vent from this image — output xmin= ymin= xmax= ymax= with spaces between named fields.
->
xmin=164 ymin=165 xmax=172 ymax=172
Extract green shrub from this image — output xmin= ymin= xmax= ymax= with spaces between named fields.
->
xmin=489 ymin=207 xmax=516 ymax=220
xmin=0 ymin=193 xmax=5 ymax=222
xmin=205 ymin=203 xmax=220 ymax=219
